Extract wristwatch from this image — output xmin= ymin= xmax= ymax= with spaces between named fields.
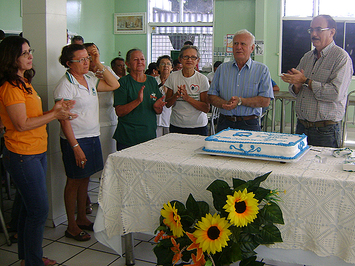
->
xmin=237 ymin=97 xmax=242 ymax=106
xmin=304 ymin=78 xmax=310 ymax=86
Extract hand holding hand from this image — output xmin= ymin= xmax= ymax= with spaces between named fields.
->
xmin=154 ymin=95 xmax=166 ymax=114
xmin=179 ymin=85 xmax=190 ymax=101
xmin=175 ymin=86 xmax=183 ymax=99
xmin=281 ymin=68 xmax=306 ymax=85
xmin=222 ymin=96 xmax=238 ymax=110
xmin=137 ymin=85 xmax=145 ymax=103
xmin=53 ymin=99 xmax=78 ymax=120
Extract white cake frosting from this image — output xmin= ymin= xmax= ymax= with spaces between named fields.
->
xmin=203 ymin=128 xmax=308 ymax=160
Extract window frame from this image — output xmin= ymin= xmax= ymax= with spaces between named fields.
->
xmin=281 ymin=1 xmax=355 ymax=76
xmin=147 ymin=0 xmax=213 ymax=68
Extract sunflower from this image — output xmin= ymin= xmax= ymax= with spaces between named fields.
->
xmin=193 ymin=213 xmax=232 ymax=254
xmin=223 ymin=188 xmax=259 ymax=227
xmin=161 ymin=202 xmax=184 ymax=237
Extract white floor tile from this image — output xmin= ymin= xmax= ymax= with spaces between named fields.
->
xmin=88 ymin=191 xmax=98 ymax=204
xmin=63 ymin=248 xmax=119 ymax=266
xmin=43 ymin=224 xmax=67 ymax=241
xmin=88 ymin=182 xmax=99 ymax=191
xmin=0 ymin=236 xmax=53 ymax=254
xmin=42 ymin=241 xmax=84 ymax=265
xmin=0 ymin=233 xmax=8 ymax=246
xmin=134 ymin=232 xmax=155 ymax=242
xmin=88 ymin=241 xmax=119 ymax=255
xmin=0 ymin=249 xmax=20 ymax=265
xmin=132 ymin=241 xmax=157 ymax=263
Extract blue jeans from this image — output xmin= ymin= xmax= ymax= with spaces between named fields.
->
xmin=2 ymin=147 xmax=48 ymax=266
xmin=296 ymin=120 xmax=341 ymax=148
xmin=216 ymin=115 xmax=261 ymax=133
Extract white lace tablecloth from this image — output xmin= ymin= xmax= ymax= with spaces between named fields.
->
xmin=94 ymin=133 xmax=355 ymax=265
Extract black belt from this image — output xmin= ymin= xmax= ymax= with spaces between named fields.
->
xmin=221 ymin=114 xmax=258 ymax=122
xmin=298 ymin=119 xmax=338 ymax=128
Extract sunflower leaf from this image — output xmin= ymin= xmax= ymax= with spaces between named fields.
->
xmin=240 ymin=255 xmax=265 ymax=266
xmin=233 ymin=178 xmax=246 ymax=189
xmin=186 ymin=194 xmax=199 ymax=216
xmin=239 ymin=233 xmax=259 ymax=253
xmin=207 ymin=179 xmax=231 ymax=194
xmin=170 ymin=200 xmax=186 ymax=214
xmin=196 ymin=201 xmax=209 ymax=217
xmin=245 ymin=172 xmax=272 ymax=192
xmin=153 ymin=244 xmax=174 ymax=265
xmin=229 ymin=225 xmax=242 ymax=242
xmin=259 ymin=224 xmax=283 ymax=244
xmin=260 ymin=202 xmax=284 ymax=224
xmin=253 ymin=187 xmax=271 ymax=202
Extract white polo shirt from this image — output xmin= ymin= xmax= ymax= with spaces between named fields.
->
xmin=54 ymin=71 xmax=100 ymax=139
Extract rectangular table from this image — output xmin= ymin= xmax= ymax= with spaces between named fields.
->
xmin=95 ymin=133 xmax=355 ymax=266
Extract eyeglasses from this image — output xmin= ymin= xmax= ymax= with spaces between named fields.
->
xmin=21 ymin=49 xmax=34 ymax=58
xmin=70 ymin=56 xmax=91 ymax=63
xmin=307 ymin=27 xmax=330 ymax=34
xmin=160 ymin=63 xmax=172 ymax=66
xmin=181 ymin=55 xmax=199 ymax=61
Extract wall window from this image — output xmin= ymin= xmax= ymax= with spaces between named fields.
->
xmin=148 ymin=0 xmax=213 ymax=70
xmin=282 ymin=0 xmax=355 ymax=75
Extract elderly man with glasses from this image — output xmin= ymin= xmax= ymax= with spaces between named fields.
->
xmin=208 ymin=29 xmax=274 ymax=132
xmin=281 ymin=15 xmax=353 ymax=148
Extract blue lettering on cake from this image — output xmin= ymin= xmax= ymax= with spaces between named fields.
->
xmin=298 ymin=141 xmax=306 ymax=150
xmin=230 ymin=144 xmax=261 ymax=154
xmin=233 ymin=132 xmax=253 ymax=137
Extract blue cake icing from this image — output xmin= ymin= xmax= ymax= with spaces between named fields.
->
xmin=202 ymin=128 xmax=308 ymax=160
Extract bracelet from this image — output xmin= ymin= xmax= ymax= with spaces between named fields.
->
xmin=72 ymin=143 xmax=79 ymax=149
xmin=96 ymin=66 xmax=106 ymax=75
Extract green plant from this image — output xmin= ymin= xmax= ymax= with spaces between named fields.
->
xmin=153 ymin=172 xmax=284 ymax=266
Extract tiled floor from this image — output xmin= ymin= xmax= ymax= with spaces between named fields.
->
xmin=0 ymin=175 xmax=304 ymax=266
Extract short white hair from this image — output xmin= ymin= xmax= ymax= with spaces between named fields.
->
xmin=233 ymin=29 xmax=255 ymax=45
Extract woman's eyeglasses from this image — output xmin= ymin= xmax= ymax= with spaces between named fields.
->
xmin=181 ymin=55 xmax=198 ymax=61
xmin=70 ymin=56 xmax=91 ymax=63
xmin=21 ymin=49 xmax=34 ymax=58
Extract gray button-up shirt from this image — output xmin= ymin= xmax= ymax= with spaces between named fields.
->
xmin=289 ymin=41 xmax=353 ymax=122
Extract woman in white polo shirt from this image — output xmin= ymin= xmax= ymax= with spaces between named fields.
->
xmin=54 ymin=44 xmax=119 ymax=241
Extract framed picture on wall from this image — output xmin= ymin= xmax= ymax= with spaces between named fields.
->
xmin=114 ymin=12 xmax=146 ymax=34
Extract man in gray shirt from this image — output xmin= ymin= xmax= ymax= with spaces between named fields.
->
xmin=282 ymin=14 xmax=353 ymax=147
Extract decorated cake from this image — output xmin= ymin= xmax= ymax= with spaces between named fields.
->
xmin=203 ymin=128 xmax=308 ymax=160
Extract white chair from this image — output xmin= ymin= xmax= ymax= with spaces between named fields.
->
xmin=341 ymin=90 xmax=355 ymax=147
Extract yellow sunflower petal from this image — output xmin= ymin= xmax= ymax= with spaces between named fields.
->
xmin=193 ymin=213 xmax=231 ymax=255
xmin=223 ymin=188 xmax=259 ymax=227
xmin=161 ymin=202 xmax=184 ymax=237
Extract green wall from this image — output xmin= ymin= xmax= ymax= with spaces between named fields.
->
xmin=67 ymin=0 xmax=116 ymax=65
xmin=214 ymin=0 xmax=255 ymax=48
xmin=1 ymin=0 xmax=354 ymax=92
xmin=114 ymin=0 xmax=148 ymax=61
xmin=0 ymin=0 xmax=22 ymax=32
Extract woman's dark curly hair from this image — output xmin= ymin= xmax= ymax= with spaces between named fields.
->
xmin=59 ymin=44 xmax=86 ymax=68
xmin=0 ymin=36 xmax=35 ymax=94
